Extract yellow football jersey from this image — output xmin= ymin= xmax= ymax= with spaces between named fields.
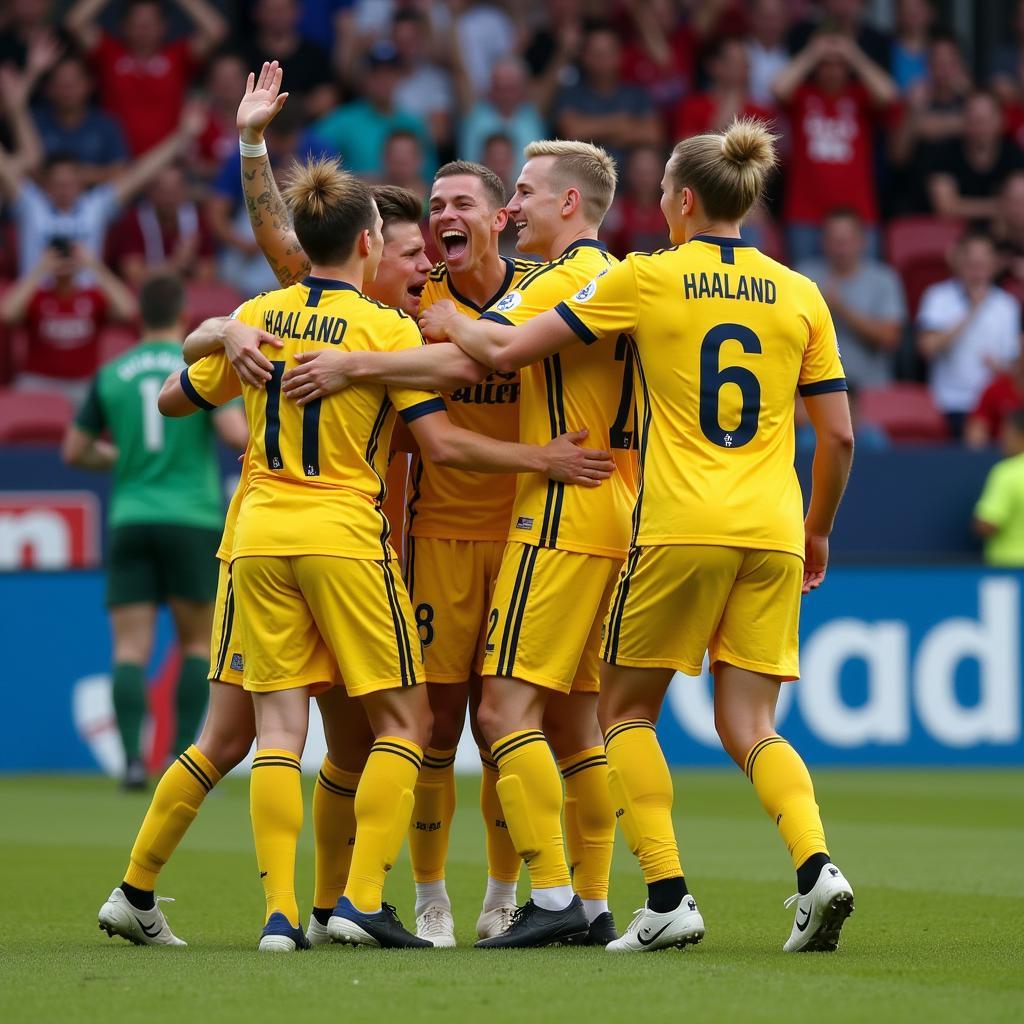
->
xmin=555 ymin=235 xmax=847 ymax=559
xmin=182 ymin=276 xmax=445 ymax=561
xmin=409 ymin=256 xmax=535 ymax=541
xmin=215 ymin=445 xmax=251 ymax=561
xmin=481 ymin=240 xmax=639 ymax=559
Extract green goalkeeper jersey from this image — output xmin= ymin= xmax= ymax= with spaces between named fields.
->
xmin=76 ymin=339 xmax=224 ymax=530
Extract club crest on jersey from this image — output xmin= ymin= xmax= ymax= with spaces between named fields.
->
xmin=495 ymin=291 xmax=523 ymax=313
xmin=230 ymin=653 xmax=244 ymax=671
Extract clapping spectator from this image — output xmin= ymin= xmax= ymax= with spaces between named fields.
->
xmin=890 ymin=0 xmax=934 ymax=93
xmin=973 ymin=408 xmax=1024 ymax=566
xmin=0 ymin=241 xmax=136 ymax=405
xmin=522 ymin=0 xmax=582 ymax=115
xmin=65 ymin=0 xmax=227 ymax=156
xmin=798 ymin=208 xmax=906 ymax=389
xmin=33 ymin=54 xmax=128 ymax=185
xmin=106 ymin=163 xmax=215 ymax=289
xmin=554 ymin=23 xmax=662 ymax=174
xmin=392 ymin=9 xmax=454 ymax=151
xmin=966 ymin=354 xmax=1024 ymax=450
xmin=745 ymin=0 xmax=791 ymax=109
xmin=312 ymin=42 xmax=435 ymax=177
xmin=622 ymin=0 xmax=697 ymax=113
xmin=603 ymin=145 xmax=670 ymax=259
xmin=457 ymin=57 xmax=545 ymax=165
xmin=673 ymin=36 xmax=774 ymax=140
xmin=241 ymin=0 xmax=336 ymax=121
xmin=789 ymin=0 xmax=893 ymax=71
xmin=918 ymin=233 xmax=1022 ymax=439
xmin=773 ymin=31 xmax=898 ymax=262
xmin=0 ymin=0 xmax=57 ymax=70
xmin=927 ymin=91 xmax=1024 ymax=225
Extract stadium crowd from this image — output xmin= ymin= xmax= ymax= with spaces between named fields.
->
xmin=2 ymin=0 xmax=1024 ymax=445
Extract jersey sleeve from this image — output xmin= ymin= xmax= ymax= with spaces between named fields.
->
xmin=75 ymin=378 xmax=106 ymax=435
xmin=798 ymin=286 xmax=848 ymax=396
xmin=383 ymin=317 xmax=447 ymax=423
xmin=552 ymin=258 xmax=640 ymax=344
xmin=479 ymin=263 xmax=586 ymax=328
xmin=975 ymin=464 xmax=1012 ymax=527
xmin=180 ymin=351 xmax=242 ymax=410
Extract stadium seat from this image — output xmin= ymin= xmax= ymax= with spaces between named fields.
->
xmin=99 ymin=325 xmax=137 ymax=363
xmin=857 ymin=383 xmax=949 ymax=443
xmin=885 ymin=215 xmax=964 ymax=269
xmin=900 ymin=255 xmax=952 ymax=318
xmin=0 ymin=387 xmax=74 ymax=442
xmin=185 ymin=280 xmax=244 ymax=328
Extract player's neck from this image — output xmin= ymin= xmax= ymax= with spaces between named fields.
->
xmin=447 ymin=247 xmax=507 ymax=306
xmin=543 ymin=222 xmax=602 ymax=262
xmin=139 ymin=330 xmax=182 ymax=345
xmin=308 ymin=261 xmax=364 ymax=291
xmin=685 ymin=220 xmax=742 ymax=243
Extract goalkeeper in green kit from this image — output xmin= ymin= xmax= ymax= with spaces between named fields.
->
xmin=63 ymin=276 xmax=248 ymax=789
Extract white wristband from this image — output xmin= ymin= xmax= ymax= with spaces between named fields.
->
xmin=239 ymin=137 xmax=268 ymax=158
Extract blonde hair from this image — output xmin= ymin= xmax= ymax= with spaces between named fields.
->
xmin=524 ymin=139 xmax=618 ymax=224
xmin=281 ymin=155 xmax=375 ymax=264
xmin=667 ymin=118 xmax=778 ymax=222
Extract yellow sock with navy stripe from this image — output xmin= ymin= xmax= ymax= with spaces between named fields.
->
xmin=409 ymin=747 xmax=457 ymax=884
xmin=344 ymin=737 xmax=423 ymax=913
xmin=312 ymin=757 xmax=360 ymax=912
xmin=480 ymin=750 xmax=521 ymax=884
xmin=250 ymin=749 xmax=303 ymax=927
xmin=123 ymin=745 xmax=221 ymax=891
xmin=604 ymin=719 xmax=683 ymax=883
xmin=492 ymin=730 xmax=571 ymax=890
xmin=558 ymin=746 xmax=615 ymax=901
xmin=744 ymin=736 xmax=829 ymax=869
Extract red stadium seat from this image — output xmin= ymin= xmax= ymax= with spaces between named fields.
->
xmin=99 ymin=325 xmax=137 ymax=364
xmin=885 ymin=215 xmax=964 ymax=270
xmin=0 ymin=387 xmax=74 ymax=442
xmin=900 ymin=256 xmax=951 ymax=318
xmin=185 ymin=280 xmax=244 ymax=328
xmin=857 ymin=383 xmax=949 ymax=443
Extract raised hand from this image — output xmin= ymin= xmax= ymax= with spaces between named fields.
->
xmin=0 ymin=65 xmax=31 ymax=112
xmin=543 ymin=429 xmax=614 ymax=488
xmin=237 ymin=61 xmax=290 ymax=142
xmin=282 ymin=350 xmax=355 ymax=405
xmin=24 ymin=31 xmax=63 ymax=84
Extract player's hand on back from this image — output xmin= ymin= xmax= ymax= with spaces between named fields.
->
xmin=223 ymin=319 xmax=284 ymax=386
xmin=418 ymin=300 xmax=458 ymax=342
xmin=544 ymin=429 xmax=614 ymax=488
xmin=237 ymin=60 xmax=289 ymax=142
xmin=802 ymin=531 xmax=829 ymax=594
xmin=282 ymin=350 xmax=354 ymax=405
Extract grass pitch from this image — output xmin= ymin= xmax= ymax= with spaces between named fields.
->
xmin=1 ymin=770 xmax=1021 ymax=1024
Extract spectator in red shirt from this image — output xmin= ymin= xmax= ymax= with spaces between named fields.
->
xmin=603 ymin=144 xmax=669 ymax=259
xmin=966 ymin=354 xmax=1024 ymax=449
xmin=0 ymin=241 xmax=136 ymax=404
xmin=65 ymin=0 xmax=227 ymax=155
xmin=773 ymin=31 xmax=898 ymax=263
xmin=673 ymin=36 xmax=775 ymax=141
xmin=106 ymin=163 xmax=215 ymax=290
xmin=621 ymin=0 xmax=697 ymax=114
xmin=194 ymin=51 xmax=249 ymax=181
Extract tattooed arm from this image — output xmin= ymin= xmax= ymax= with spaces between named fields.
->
xmin=237 ymin=61 xmax=311 ymax=288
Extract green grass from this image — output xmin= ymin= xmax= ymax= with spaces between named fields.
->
xmin=1 ymin=770 xmax=1022 ymax=1024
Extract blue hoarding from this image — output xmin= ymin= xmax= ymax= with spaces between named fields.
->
xmin=2 ymin=566 xmax=1020 ymax=771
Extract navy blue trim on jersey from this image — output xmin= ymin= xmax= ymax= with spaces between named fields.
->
xmin=798 ymin=378 xmax=849 ymax=397
xmin=448 ymin=256 xmax=518 ymax=313
xmin=179 ymin=368 xmax=216 ymax=410
xmin=400 ymin=397 xmax=447 ymax=423
xmin=562 ymin=238 xmax=609 ymax=254
xmin=554 ymin=302 xmax=598 ymax=343
xmin=480 ymin=310 xmax=513 ymax=326
xmin=691 ymin=234 xmax=750 ymax=247
xmin=301 ymin=276 xmax=361 ymax=292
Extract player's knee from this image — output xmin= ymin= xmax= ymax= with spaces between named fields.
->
xmin=429 ymin=708 xmax=464 ymax=750
xmin=473 ymin=693 xmax=505 ymax=748
xmin=714 ymin=712 xmax=752 ymax=768
xmin=196 ymin=727 xmax=254 ymax=775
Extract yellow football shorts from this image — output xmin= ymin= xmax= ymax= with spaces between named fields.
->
xmin=209 ymin=559 xmax=244 ymax=686
xmin=602 ymin=545 xmax=803 ymax=680
xmin=406 ymin=536 xmax=505 ymax=683
xmin=482 ymin=542 xmax=622 ymax=693
xmin=231 ymin=554 xmax=423 ymax=695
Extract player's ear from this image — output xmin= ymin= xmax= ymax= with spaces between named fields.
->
xmin=679 ymin=186 xmax=695 ymax=217
xmin=492 ymin=206 xmax=509 ymax=232
xmin=563 ymin=187 xmax=582 ymax=218
xmin=357 ymin=228 xmax=371 ymax=257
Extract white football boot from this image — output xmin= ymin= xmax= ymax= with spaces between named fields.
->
xmin=416 ymin=904 xmax=457 ymax=947
xmin=476 ymin=904 xmax=516 ymax=940
xmin=306 ymin=914 xmax=332 ymax=946
xmin=783 ymin=862 xmax=854 ymax=952
xmin=97 ymin=887 xmax=186 ymax=946
xmin=606 ymin=896 xmax=705 ymax=953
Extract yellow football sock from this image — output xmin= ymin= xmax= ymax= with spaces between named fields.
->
xmin=122 ymin=745 xmax=221 ymax=891
xmin=344 ymin=737 xmax=422 ymax=913
xmin=312 ymin=757 xmax=360 ymax=911
xmin=409 ymin=747 xmax=457 ymax=883
xmin=604 ymin=719 xmax=682 ymax=883
xmin=744 ymin=736 xmax=829 ymax=869
xmin=480 ymin=750 xmax=521 ymax=883
xmin=558 ymin=746 xmax=615 ymax=900
xmin=250 ymin=749 xmax=303 ymax=926
xmin=492 ymin=730 xmax=570 ymax=890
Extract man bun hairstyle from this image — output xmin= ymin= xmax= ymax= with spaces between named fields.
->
xmin=668 ymin=117 xmax=778 ymax=223
xmin=282 ymin=156 xmax=376 ymax=265
xmin=524 ymin=139 xmax=618 ymax=224
xmin=372 ymin=184 xmax=423 ymax=229
xmin=434 ymin=160 xmax=508 ymax=211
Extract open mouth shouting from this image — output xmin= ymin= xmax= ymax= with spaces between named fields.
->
xmin=440 ymin=228 xmax=469 ymax=261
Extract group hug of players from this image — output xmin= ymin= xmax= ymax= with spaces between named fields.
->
xmin=97 ymin=61 xmax=856 ymax=954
